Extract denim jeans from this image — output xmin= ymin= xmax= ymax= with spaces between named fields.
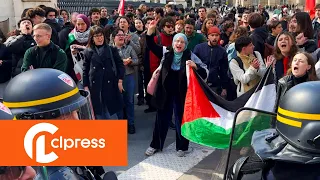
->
xmin=96 ymin=106 xmax=123 ymax=120
xmin=123 ymin=74 xmax=135 ymax=125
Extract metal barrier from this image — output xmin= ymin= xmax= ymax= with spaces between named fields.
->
xmin=57 ymin=0 xmax=165 ymax=15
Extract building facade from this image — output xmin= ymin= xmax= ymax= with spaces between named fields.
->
xmin=0 ymin=0 xmax=56 ymax=34
xmin=231 ymin=0 xmax=311 ymax=7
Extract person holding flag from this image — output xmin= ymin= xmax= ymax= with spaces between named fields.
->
xmin=144 ymin=18 xmax=208 ymax=157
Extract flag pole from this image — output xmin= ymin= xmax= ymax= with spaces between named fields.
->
xmin=222 ymin=108 xmax=243 ymax=180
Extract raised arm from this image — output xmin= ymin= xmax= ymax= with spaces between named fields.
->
xmin=146 ymin=18 xmax=163 ymax=59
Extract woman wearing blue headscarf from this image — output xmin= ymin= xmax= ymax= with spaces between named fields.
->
xmin=145 ymin=18 xmax=208 ymax=157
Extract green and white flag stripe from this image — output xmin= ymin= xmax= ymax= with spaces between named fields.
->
xmin=182 ymin=66 xmax=276 ymax=149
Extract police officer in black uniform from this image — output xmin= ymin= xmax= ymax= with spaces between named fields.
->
xmin=227 ymin=81 xmax=320 ymax=180
xmin=0 ymin=103 xmax=37 ymax=180
xmin=2 ymin=68 xmax=117 ymax=180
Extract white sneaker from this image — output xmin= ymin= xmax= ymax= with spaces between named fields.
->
xmin=145 ymin=147 xmax=158 ymax=156
xmin=176 ymin=150 xmax=185 ymax=157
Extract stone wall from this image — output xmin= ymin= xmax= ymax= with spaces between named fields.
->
xmin=0 ymin=0 xmax=57 ymax=33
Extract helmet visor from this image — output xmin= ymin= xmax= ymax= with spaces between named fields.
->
xmin=56 ymin=90 xmax=94 ymax=120
xmin=33 ymin=166 xmax=80 ymax=180
xmin=15 ymin=90 xmax=94 ymax=120
xmin=225 ymin=108 xmax=275 ymax=179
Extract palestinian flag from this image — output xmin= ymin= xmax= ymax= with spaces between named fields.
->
xmin=65 ymin=29 xmax=76 ymax=51
xmin=182 ymin=66 xmax=276 ymax=149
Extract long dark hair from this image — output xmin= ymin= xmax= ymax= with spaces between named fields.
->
xmin=292 ymin=12 xmax=314 ymax=39
xmin=87 ymin=25 xmax=105 ymax=48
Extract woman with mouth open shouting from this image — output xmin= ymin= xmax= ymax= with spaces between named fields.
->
xmin=144 ymin=18 xmax=208 ymax=157
xmin=274 ymin=31 xmax=299 ymax=80
xmin=273 ymin=52 xmax=318 ymax=124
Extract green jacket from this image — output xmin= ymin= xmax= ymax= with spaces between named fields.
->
xmin=21 ymin=42 xmax=68 ymax=73
xmin=184 ymin=31 xmax=207 ymax=51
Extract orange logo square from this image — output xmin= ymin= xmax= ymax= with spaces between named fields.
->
xmin=0 ymin=120 xmax=127 ymax=166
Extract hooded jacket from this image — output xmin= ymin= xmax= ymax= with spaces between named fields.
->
xmin=250 ymin=26 xmax=269 ymax=58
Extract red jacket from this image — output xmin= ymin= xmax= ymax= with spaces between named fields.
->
xmin=149 ymin=32 xmax=173 ymax=73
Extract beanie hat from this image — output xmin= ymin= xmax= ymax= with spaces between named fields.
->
xmin=207 ymin=26 xmax=221 ymax=35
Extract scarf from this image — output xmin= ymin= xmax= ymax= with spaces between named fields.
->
xmin=283 ymin=56 xmax=289 ymax=75
xmin=95 ymin=44 xmax=104 ymax=56
xmin=161 ymin=29 xmax=172 ymax=36
xmin=73 ymin=28 xmax=90 ymax=44
xmin=171 ymin=33 xmax=188 ymax=71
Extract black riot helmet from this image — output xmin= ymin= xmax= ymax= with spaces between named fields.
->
xmin=276 ymin=81 xmax=320 ymax=154
xmin=3 ymin=68 xmax=93 ymax=120
xmin=0 ymin=102 xmax=14 ymax=120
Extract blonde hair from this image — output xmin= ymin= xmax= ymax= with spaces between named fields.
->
xmin=33 ymin=23 xmax=52 ymax=34
xmin=229 ymin=26 xmax=248 ymax=43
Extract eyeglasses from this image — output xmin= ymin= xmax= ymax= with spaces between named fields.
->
xmin=116 ymin=34 xmax=125 ymax=37
xmin=165 ymin=24 xmax=174 ymax=29
xmin=32 ymin=34 xmax=48 ymax=38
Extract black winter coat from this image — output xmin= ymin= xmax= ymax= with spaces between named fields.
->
xmin=250 ymin=26 xmax=269 ymax=58
xmin=58 ymin=23 xmax=74 ymax=49
xmin=44 ymin=19 xmax=61 ymax=45
xmin=298 ymin=39 xmax=318 ymax=54
xmin=266 ymin=34 xmax=276 ymax=46
xmin=0 ymin=44 xmax=12 ymax=83
xmin=146 ymin=34 xmax=207 ymax=110
xmin=5 ymin=34 xmax=35 ymax=77
xmin=274 ymin=74 xmax=309 ymax=113
xmin=83 ymin=45 xmax=125 ymax=115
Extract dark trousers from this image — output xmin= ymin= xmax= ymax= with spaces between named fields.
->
xmin=150 ymin=95 xmax=189 ymax=151
xmin=137 ymin=69 xmax=145 ymax=100
xmin=143 ymin=72 xmax=154 ymax=108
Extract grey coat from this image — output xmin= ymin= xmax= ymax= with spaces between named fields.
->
xmin=116 ymin=44 xmax=139 ymax=75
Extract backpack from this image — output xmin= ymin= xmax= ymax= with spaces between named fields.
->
xmin=227 ymin=56 xmax=245 ymax=79
xmin=264 ymin=43 xmax=274 ymax=59
xmin=227 ymin=52 xmax=259 ymax=95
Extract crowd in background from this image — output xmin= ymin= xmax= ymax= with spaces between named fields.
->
xmin=0 ymin=2 xmax=320 ymax=156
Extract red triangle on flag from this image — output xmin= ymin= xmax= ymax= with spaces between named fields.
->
xmin=182 ymin=67 xmax=220 ymax=126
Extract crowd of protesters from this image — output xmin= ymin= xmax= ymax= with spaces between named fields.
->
xmin=1 ymin=2 xmax=320 ymax=157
